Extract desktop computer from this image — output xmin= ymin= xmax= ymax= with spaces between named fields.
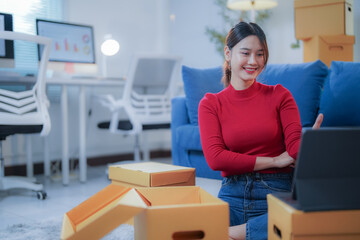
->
xmin=36 ymin=19 xmax=99 ymax=78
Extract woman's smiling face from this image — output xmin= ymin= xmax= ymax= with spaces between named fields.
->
xmin=225 ymin=35 xmax=265 ymax=90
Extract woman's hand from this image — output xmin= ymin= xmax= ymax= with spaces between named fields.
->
xmin=229 ymin=224 xmax=246 ymax=240
xmin=273 ymin=151 xmax=295 ymax=168
xmin=312 ymin=113 xmax=323 ymax=129
xmin=254 ymin=114 xmax=323 ymax=171
xmin=254 ymin=151 xmax=295 ymax=170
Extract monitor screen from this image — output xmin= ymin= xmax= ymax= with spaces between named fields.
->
xmin=0 ymin=12 xmax=14 ymax=60
xmin=36 ymin=19 xmax=96 ymax=64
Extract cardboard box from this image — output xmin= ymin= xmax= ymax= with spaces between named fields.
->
xmin=267 ymin=194 xmax=360 ymax=240
xmin=61 ymin=184 xmax=229 ymax=240
xmin=295 ymin=0 xmax=354 ymax=39
xmin=303 ymin=35 xmax=355 ymax=67
xmin=109 ymin=162 xmax=195 ymax=187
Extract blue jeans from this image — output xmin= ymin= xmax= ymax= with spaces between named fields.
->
xmin=218 ymin=172 xmax=293 ymax=240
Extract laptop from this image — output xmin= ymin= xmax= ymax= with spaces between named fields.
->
xmin=273 ymin=128 xmax=360 ymax=212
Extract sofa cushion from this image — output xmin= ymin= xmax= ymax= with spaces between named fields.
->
xmin=176 ymin=124 xmax=203 ymax=151
xmin=182 ymin=66 xmax=224 ymax=125
xmin=257 ymin=60 xmax=328 ymax=127
xmin=319 ymin=61 xmax=360 ymax=126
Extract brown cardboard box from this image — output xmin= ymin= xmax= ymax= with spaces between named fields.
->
xmin=108 ymin=162 xmax=195 ymax=187
xmin=295 ymin=0 xmax=354 ymax=39
xmin=109 ymin=162 xmax=196 ymax=226
xmin=61 ymin=184 xmax=229 ymax=240
xmin=268 ymin=194 xmax=360 ymax=240
xmin=303 ymin=35 xmax=355 ymax=67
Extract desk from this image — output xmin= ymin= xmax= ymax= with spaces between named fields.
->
xmin=47 ymin=77 xmax=125 ymax=185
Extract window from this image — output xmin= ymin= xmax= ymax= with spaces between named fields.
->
xmin=0 ymin=0 xmax=64 ymax=72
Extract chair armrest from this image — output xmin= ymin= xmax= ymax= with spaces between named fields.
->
xmin=95 ymin=94 xmax=140 ymax=135
xmin=95 ymin=94 xmax=123 ymax=112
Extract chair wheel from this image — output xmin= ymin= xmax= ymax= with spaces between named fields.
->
xmin=36 ymin=191 xmax=47 ymax=200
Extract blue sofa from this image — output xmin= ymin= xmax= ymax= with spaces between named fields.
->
xmin=171 ymin=61 xmax=360 ymax=179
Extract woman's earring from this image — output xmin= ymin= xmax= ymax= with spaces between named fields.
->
xmin=228 ymin=61 xmax=231 ymax=71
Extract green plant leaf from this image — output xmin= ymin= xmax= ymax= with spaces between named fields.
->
xmin=205 ymin=0 xmax=272 ymax=57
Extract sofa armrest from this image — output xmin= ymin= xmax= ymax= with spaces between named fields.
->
xmin=176 ymin=125 xmax=202 ymax=151
xmin=171 ymin=96 xmax=190 ymax=127
xmin=171 ymin=96 xmax=191 ymax=166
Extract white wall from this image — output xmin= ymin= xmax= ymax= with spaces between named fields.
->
xmin=169 ymin=0 xmax=360 ymax=66
xmin=261 ymin=0 xmax=303 ymax=64
xmin=65 ymin=0 xmax=171 ymax=78
xmin=169 ymin=0 xmax=224 ymax=68
xmin=4 ymin=0 xmax=360 ymax=166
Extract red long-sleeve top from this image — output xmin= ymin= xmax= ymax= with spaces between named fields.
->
xmin=198 ymin=81 xmax=302 ymax=177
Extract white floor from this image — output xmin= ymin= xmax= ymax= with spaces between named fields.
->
xmin=0 ymin=158 xmax=222 ymax=231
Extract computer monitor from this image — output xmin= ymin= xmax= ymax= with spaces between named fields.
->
xmin=36 ymin=19 xmax=98 ymax=75
xmin=0 ymin=12 xmax=14 ymax=68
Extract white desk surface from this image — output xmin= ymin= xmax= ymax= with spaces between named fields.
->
xmin=0 ymin=75 xmax=126 ymax=86
xmin=47 ymin=76 xmax=126 ymax=86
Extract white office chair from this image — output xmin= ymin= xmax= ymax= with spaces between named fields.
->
xmin=96 ymin=54 xmax=182 ymax=162
xmin=0 ymin=31 xmax=51 ymax=199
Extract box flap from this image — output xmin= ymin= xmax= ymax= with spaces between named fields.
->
xmin=295 ymin=0 xmax=350 ymax=8
xmin=320 ymin=35 xmax=355 ymax=45
xmin=135 ymin=186 xmax=201 ymax=206
xmin=61 ymin=185 xmax=230 ymax=239
xmin=199 ymin=188 xmax=229 ymax=205
xmin=61 ymin=185 xmax=148 ymax=240
xmin=135 ymin=189 xmax=152 ymax=206
xmin=65 ymin=184 xmax=131 ymax=231
xmin=117 ymin=188 xmax=150 ymax=208
xmin=61 ymin=215 xmax=75 ymax=239
xmin=62 ymin=203 xmax=145 ymax=240
xmin=151 ymin=169 xmax=195 ymax=187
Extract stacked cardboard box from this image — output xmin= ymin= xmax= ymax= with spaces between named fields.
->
xmin=108 ymin=162 xmax=196 ymax=187
xmin=108 ymin=161 xmax=196 ymax=225
xmin=61 ymin=185 xmax=229 ymax=240
xmin=294 ymin=0 xmax=355 ymax=67
xmin=267 ymin=194 xmax=360 ymax=240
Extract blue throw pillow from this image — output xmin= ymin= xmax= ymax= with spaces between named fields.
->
xmin=257 ymin=60 xmax=328 ymax=127
xmin=319 ymin=61 xmax=360 ymax=126
xmin=182 ymin=66 xmax=224 ymax=125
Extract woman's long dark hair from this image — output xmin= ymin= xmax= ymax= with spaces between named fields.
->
xmin=222 ymin=22 xmax=269 ymax=87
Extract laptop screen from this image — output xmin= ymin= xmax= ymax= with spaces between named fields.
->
xmin=293 ymin=128 xmax=360 ymax=211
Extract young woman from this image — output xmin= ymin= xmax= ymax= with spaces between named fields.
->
xmin=198 ymin=22 xmax=323 ymax=240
